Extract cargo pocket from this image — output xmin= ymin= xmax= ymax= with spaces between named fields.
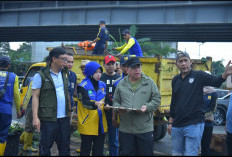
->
xmin=39 ymin=107 xmax=54 ymax=118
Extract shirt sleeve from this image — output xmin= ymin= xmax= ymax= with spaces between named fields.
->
xmin=96 ymin=27 xmax=102 ymax=40
xmin=13 ymin=75 xmax=21 ymax=113
xmin=116 ymin=42 xmax=127 ymax=51
xmin=201 ymin=71 xmax=226 ymax=88
xmin=170 ymin=77 xmax=177 ymax=118
xmin=119 ymin=38 xmax=135 ymax=55
xmin=78 ymin=86 xmax=97 ymax=110
xmin=22 ymin=81 xmax=33 ymax=110
xmin=32 ymin=73 xmax=42 ymax=89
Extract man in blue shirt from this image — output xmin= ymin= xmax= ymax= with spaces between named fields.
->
xmin=32 ymin=47 xmax=71 ymax=156
xmin=65 ymin=53 xmax=77 ymax=109
xmin=226 ymin=93 xmax=232 ymax=155
xmin=89 ymin=19 xmax=110 ymax=55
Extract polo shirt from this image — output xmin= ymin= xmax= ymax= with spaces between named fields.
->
xmin=32 ymin=69 xmax=66 ymax=118
xmin=170 ymin=69 xmax=225 ymax=127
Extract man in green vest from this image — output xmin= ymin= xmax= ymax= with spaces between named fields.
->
xmin=32 ymin=47 xmax=71 ymax=156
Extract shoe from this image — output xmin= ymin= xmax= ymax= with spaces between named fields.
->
xmin=23 ymin=132 xmax=38 ymax=152
xmin=0 ymin=142 xmax=6 ymax=156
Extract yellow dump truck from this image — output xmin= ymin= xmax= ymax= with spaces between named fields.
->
xmin=19 ymin=54 xmax=212 ymax=141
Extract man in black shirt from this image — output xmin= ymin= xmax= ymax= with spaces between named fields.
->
xmin=168 ymin=51 xmax=232 ymax=156
xmin=100 ymin=55 xmax=121 ymax=156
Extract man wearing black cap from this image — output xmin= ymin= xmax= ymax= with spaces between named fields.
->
xmin=89 ymin=19 xmax=110 ymax=55
xmin=168 ymin=51 xmax=232 ymax=156
xmin=113 ymin=57 xmax=161 ymax=156
xmin=113 ymin=29 xmax=143 ymax=57
xmin=0 ymin=56 xmax=21 ymax=155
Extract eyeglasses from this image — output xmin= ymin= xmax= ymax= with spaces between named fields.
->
xmin=58 ymin=57 xmax=68 ymax=62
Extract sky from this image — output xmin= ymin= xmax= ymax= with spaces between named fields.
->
xmin=10 ymin=42 xmax=232 ymax=66
xmin=178 ymin=42 xmax=232 ymax=66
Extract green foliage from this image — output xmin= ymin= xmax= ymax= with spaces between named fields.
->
xmin=0 ymin=42 xmax=10 ymax=56
xmin=9 ymin=42 xmax=32 ymax=62
xmin=212 ymin=60 xmax=225 ymax=76
xmin=8 ymin=123 xmax=24 ymax=135
xmin=73 ymin=130 xmax=80 ymax=138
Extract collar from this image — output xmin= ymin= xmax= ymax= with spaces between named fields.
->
xmin=50 ymin=69 xmax=61 ymax=76
xmin=179 ymin=69 xmax=193 ymax=79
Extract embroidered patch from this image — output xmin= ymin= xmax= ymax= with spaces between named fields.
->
xmin=88 ymin=90 xmax=93 ymax=95
xmin=208 ymin=96 xmax=211 ymax=100
xmin=189 ymin=78 xmax=194 ymax=83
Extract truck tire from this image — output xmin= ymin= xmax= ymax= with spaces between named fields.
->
xmin=153 ymin=125 xmax=162 ymax=141
xmin=157 ymin=124 xmax=167 ymax=141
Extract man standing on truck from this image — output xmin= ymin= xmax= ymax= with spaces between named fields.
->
xmin=88 ymin=19 xmax=110 ymax=55
xmin=32 ymin=47 xmax=71 ymax=156
xmin=100 ymin=55 xmax=121 ymax=156
xmin=0 ymin=56 xmax=21 ymax=156
xmin=113 ymin=29 xmax=143 ymax=57
xmin=168 ymin=51 xmax=232 ymax=156
xmin=113 ymin=57 xmax=161 ymax=156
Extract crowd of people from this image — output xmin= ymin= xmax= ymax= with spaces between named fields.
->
xmin=0 ymin=18 xmax=232 ymax=156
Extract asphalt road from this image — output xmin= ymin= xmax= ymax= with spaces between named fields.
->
xmin=12 ymin=104 xmax=226 ymax=156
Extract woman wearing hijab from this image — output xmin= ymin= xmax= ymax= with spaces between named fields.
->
xmin=77 ymin=61 xmax=108 ymax=156
xmin=201 ymin=71 xmax=218 ymax=156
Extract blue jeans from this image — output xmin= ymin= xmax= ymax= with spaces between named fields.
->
xmin=171 ymin=122 xmax=205 ymax=156
xmin=106 ymin=113 xmax=119 ymax=156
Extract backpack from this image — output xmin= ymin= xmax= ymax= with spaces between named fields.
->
xmin=0 ymin=72 xmax=10 ymax=99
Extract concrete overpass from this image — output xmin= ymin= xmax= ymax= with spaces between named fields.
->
xmin=0 ymin=1 xmax=232 ymax=42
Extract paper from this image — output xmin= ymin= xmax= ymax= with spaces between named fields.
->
xmin=107 ymin=106 xmax=141 ymax=111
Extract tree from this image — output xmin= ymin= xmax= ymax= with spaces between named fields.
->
xmin=212 ymin=60 xmax=225 ymax=76
xmin=9 ymin=42 xmax=32 ymax=62
xmin=0 ymin=42 xmax=10 ymax=56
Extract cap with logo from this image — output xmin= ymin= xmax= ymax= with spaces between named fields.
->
xmin=104 ymin=55 xmax=116 ymax=64
xmin=176 ymin=51 xmax=190 ymax=61
xmin=120 ymin=55 xmax=136 ymax=65
xmin=126 ymin=56 xmax=141 ymax=67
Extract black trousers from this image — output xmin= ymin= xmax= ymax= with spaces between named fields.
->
xmin=80 ymin=133 xmax=105 ymax=156
xmin=201 ymin=125 xmax=213 ymax=156
xmin=39 ymin=117 xmax=70 ymax=156
xmin=226 ymin=131 xmax=232 ymax=156
xmin=119 ymin=131 xmax=154 ymax=156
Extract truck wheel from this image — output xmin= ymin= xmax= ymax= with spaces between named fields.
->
xmin=153 ymin=125 xmax=162 ymax=141
xmin=157 ymin=124 xmax=167 ymax=141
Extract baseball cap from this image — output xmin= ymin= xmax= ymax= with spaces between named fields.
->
xmin=176 ymin=51 xmax=190 ymax=61
xmin=126 ymin=57 xmax=141 ymax=67
xmin=121 ymin=29 xmax=130 ymax=35
xmin=79 ymin=60 xmax=90 ymax=68
xmin=120 ymin=55 xmax=136 ymax=65
xmin=104 ymin=55 xmax=116 ymax=64
xmin=0 ymin=56 xmax=10 ymax=68
xmin=99 ymin=19 xmax=106 ymax=24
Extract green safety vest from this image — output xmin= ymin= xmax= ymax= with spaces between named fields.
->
xmin=38 ymin=66 xmax=69 ymax=121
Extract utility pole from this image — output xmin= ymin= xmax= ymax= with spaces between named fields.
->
xmin=199 ymin=43 xmax=203 ymax=59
